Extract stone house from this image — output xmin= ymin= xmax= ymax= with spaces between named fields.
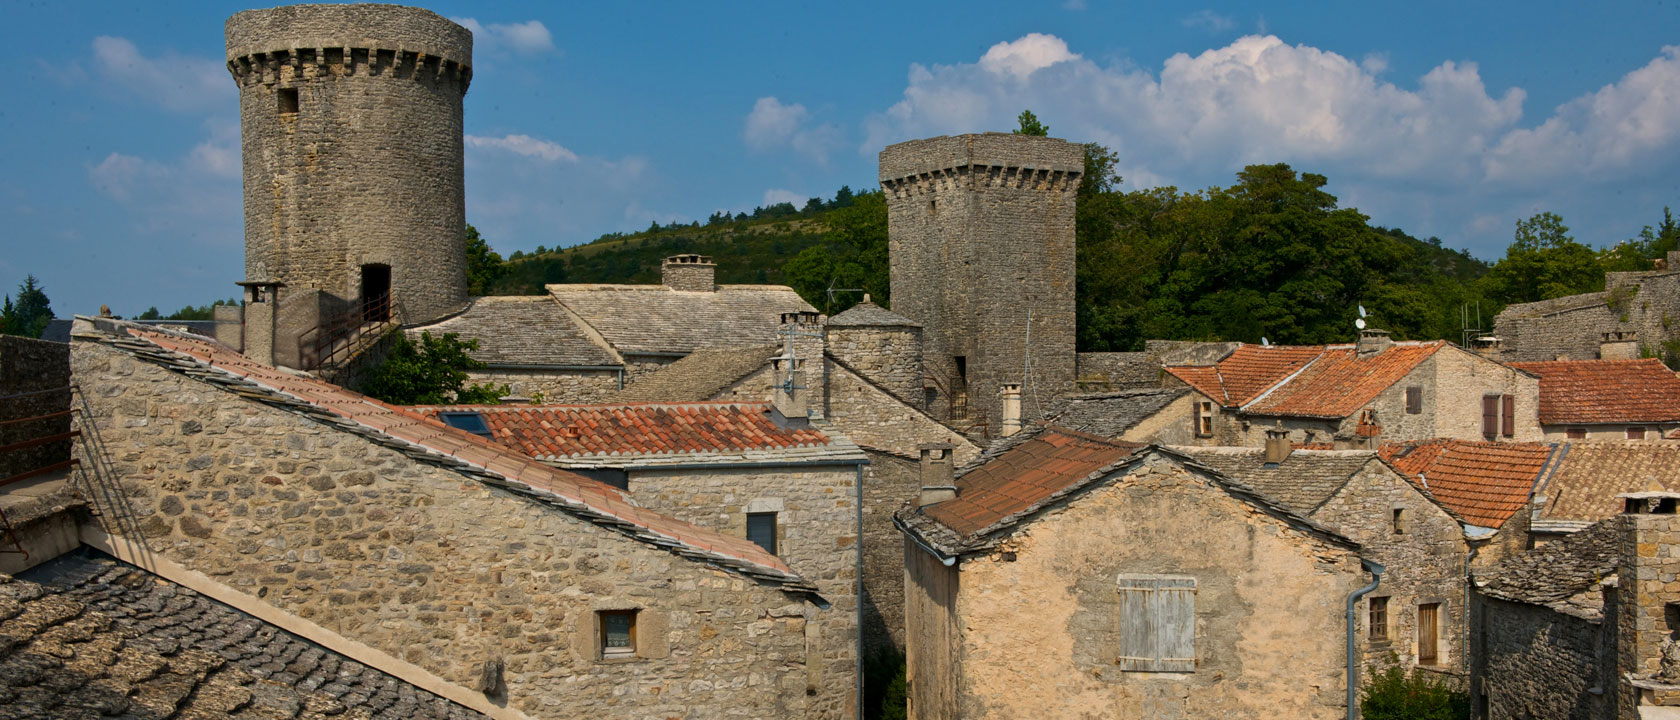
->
xmin=895 ymin=428 xmax=1378 ymax=720
xmin=1469 ymin=493 xmax=1680 ymax=719
xmin=63 ymin=317 xmax=858 ymax=719
xmin=406 ymin=254 xmax=816 ymax=403
xmin=1489 ymin=250 xmax=1680 ymax=362
xmin=1166 ymin=331 xmax=1542 ymax=448
xmin=1178 ymin=438 xmax=1472 ymax=675
xmin=1507 ymin=359 xmax=1680 ymax=442
xmin=1038 ymin=387 xmax=1196 ymax=444
xmin=1527 ymin=442 xmax=1680 ymax=542
xmin=1379 ymin=439 xmax=1560 ymax=567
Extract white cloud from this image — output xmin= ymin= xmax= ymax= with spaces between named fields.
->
xmin=91 ymin=36 xmax=230 ymax=113
xmin=453 ymin=18 xmax=555 ymax=55
xmin=465 ymin=133 xmax=579 ymax=162
xmin=762 ymin=189 xmax=805 ymax=207
xmin=743 ymin=97 xmax=842 ymax=164
xmin=978 ymin=33 xmax=1080 ymax=79
xmin=1182 ymin=10 xmax=1235 ymax=33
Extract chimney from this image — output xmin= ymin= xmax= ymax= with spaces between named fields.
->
xmin=776 ymin=311 xmax=826 ymax=420
xmin=770 ymin=354 xmax=809 ymax=429
xmin=1600 ymin=330 xmax=1639 ymax=360
xmin=1263 ymin=429 xmax=1292 ymax=466
xmin=1357 ymin=328 xmax=1393 ymax=357
xmin=235 ymin=280 xmax=283 ymax=367
xmin=917 ymin=443 xmax=957 ymax=507
xmin=1616 ymin=491 xmax=1680 ymax=690
xmin=999 ymin=383 xmax=1023 ymax=436
xmin=662 ymin=254 xmax=716 ymax=292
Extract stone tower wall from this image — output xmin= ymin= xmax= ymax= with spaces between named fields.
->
xmin=827 ymin=325 xmax=924 ymax=407
xmin=880 ymin=133 xmax=1082 ymax=435
xmin=227 ymin=4 xmax=471 ymax=325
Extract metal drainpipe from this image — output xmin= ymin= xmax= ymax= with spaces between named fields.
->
xmin=1347 ymin=559 xmax=1386 ymax=720
xmin=854 ymin=463 xmax=864 ymax=720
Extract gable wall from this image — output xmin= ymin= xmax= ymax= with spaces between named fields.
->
xmin=1432 ymin=348 xmax=1543 ymax=442
xmin=1114 ymin=393 xmax=1200 ymax=445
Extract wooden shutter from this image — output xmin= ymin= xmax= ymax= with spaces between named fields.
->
xmin=1501 ymin=394 xmax=1515 ymax=437
xmin=1418 ymin=604 xmax=1439 ymax=666
xmin=1481 ymin=396 xmax=1498 ymax=438
xmin=1117 ymin=575 xmax=1195 ymax=672
xmin=1405 ymin=386 xmax=1422 ymax=415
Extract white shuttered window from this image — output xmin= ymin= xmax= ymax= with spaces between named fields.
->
xmin=1116 ymin=574 xmax=1196 ymax=672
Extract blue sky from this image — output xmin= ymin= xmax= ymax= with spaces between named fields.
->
xmin=3 ymin=1 xmax=1679 ymax=316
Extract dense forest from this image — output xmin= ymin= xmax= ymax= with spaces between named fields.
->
xmin=477 ymin=114 xmax=1679 ymax=352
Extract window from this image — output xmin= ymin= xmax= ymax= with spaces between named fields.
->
xmin=1418 ymin=603 xmax=1440 ymax=665
xmin=1194 ymin=400 xmax=1214 ymax=437
xmin=598 ymin=610 xmax=637 ymax=659
xmin=1567 ymin=428 xmax=1588 ymax=440
xmin=1116 ymin=574 xmax=1195 ymax=672
xmin=439 ymin=411 xmax=492 ymax=439
xmin=1392 ymin=508 xmax=1406 ymax=535
xmin=1482 ymin=394 xmax=1516 ymax=439
xmin=1481 ymin=395 xmax=1498 ymax=439
xmin=277 ymin=87 xmax=299 ymax=115
xmin=1369 ymin=597 xmax=1389 ymax=641
xmin=746 ymin=512 xmax=777 ymax=554
xmin=1629 ymin=426 xmax=1648 ymax=440
xmin=1502 ymin=395 xmax=1516 ymax=437
xmin=1405 ymin=386 xmax=1422 ymax=415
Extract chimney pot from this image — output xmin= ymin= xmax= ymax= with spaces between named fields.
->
xmin=1357 ymin=328 xmax=1393 ymax=356
xmin=1263 ymin=429 xmax=1291 ymax=466
xmin=1000 ymin=384 xmax=1023 ymax=436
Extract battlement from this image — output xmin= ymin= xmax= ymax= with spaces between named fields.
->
xmin=878 ymin=133 xmax=1084 ymax=185
xmin=227 ymin=46 xmax=471 ymax=92
xmin=226 ymin=4 xmax=472 ymax=64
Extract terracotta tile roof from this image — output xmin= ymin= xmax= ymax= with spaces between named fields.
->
xmin=1172 ymin=447 xmax=1378 ymax=515
xmin=614 ymin=344 xmax=778 ymax=403
xmin=408 ymin=402 xmax=835 ymax=462
xmin=1508 ymin=358 xmax=1680 ymax=424
xmin=1379 ymin=439 xmax=1556 ymax=528
xmin=547 ymin=284 xmax=814 ymax=356
xmin=1043 ymin=388 xmax=1189 ymax=439
xmin=1165 ymin=345 xmax=1322 ymax=406
xmin=1475 ymin=516 xmax=1621 ymax=615
xmin=81 ymin=320 xmax=808 ymax=590
xmin=923 ymin=428 xmax=1144 ymax=537
xmin=1246 ymin=342 xmax=1446 ymax=418
xmin=1536 ymin=442 xmax=1680 ymax=522
xmin=406 ymin=295 xmax=618 ymax=367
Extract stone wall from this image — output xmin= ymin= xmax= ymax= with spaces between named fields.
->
xmin=828 ymin=326 xmax=923 ymax=407
xmin=212 ymin=303 xmax=244 ymax=351
xmin=903 ymin=540 xmax=959 ymax=720
xmin=0 ymin=335 xmax=71 ymax=479
xmin=882 ymin=134 xmax=1082 ymax=436
xmin=1617 ymin=511 xmax=1680 ymax=714
xmin=1472 ymin=595 xmax=1612 ymax=719
xmin=1074 ymin=352 xmax=1158 ymax=391
xmin=466 ymin=368 xmax=620 ymax=404
xmin=923 ymin=457 xmax=1366 ymax=719
xmin=861 ymin=451 xmax=917 ymax=657
xmin=228 ymin=4 xmax=470 ymax=326
xmin=627 ymin=462 xmax=861 ymax=719
xmin=71 ymin=339 xmax=835 ymax=719
xmin=822 ymin=362 xmax=978 ymax=465
xmin=1493 ymin=271 xmax=1680 ymax=362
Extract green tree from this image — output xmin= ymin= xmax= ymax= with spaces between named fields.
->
xmin=1013 ymin=109 xmax=1049 ymax=136
xmin=783 ymin=190 xmax=889 ymax=314
xmin=465 ymin=225 xmax=508 ymax=296
xmin=137 ymin=306 xmax=162 ymax=320
xmin=0 ymin=275 xmax=54 ymax=339
xmin=357 ymin=331 xmax=508 ymax=405
xmin=1480 ymin=212 xmax=1604 ymax=304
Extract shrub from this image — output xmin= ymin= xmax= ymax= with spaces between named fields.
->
xmin=1360 ymin=665 xmax=1469 ymax=720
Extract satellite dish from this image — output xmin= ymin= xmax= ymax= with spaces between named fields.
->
xmin=1261 ymin=336 xmax=1271 ymax=347
xmin=1358 ymin=305 xmax=1368 ymax=318
xmin=1355 ymin=318 xmax=1367 ymax=330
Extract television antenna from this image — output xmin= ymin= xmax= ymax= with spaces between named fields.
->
xmin=823 ymin=281 xmax=865 ymax=315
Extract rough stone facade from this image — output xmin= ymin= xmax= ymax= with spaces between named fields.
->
xmin=467 ymin=367 xmax=621 ymax=404
xmin=902 ymin=455 xmax=1369 ymax=720
xmin=70 ymin=339 xmax=842 ymax=719
xmin=1491 ymin=253 xmax=1680 ymax=363
xmin=827 ymin=325 xmax=923 ymax=408
xmin=0 ymin=336 xmax=71 ymax=480
xmin=1472 ymin=594 xmax=1614 ymax=719
xmin=881 ymin=133 xmax=1082 ymax=437
xmin=228 ymin=4 xmax=470 ymax=326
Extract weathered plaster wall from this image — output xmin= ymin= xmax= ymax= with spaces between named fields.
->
xmin=1429 ymin=348 xmax=1543 ymax=442
xmin=1539 ymin=423 xmax=1678 ymax=442
xmin=938 ymin=458 xmax=1366 ymax=719
xmin=71 ymin=340 xmax=831 ymax=719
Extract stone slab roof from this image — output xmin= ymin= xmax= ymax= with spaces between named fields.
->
xmin=827 ymin=300 xmax=919 ymax=327
xmin=1537 ymin=443 xmax=1680 ymax=523
xmin=407 ymin=296 xmax=618 ymax=367
xmin=1380 ymin=439 xmax=1557 ymax=528
xmin=1165 ymin=345 xmax=1322 ymax=407
xmin=547 ymin=284 xmax=814 ymax=356
xmin=409 ymin=402 xmax=866 ymax=467
xmin=1042 ymin=388 xmax=1189 ymax=438
xmin=1246 ymin=342 xmax=1447 ymax=419
xmin=3 ymin=551 xmax=485 ymax=719
xmin=613 ymin=344 xmax=779 ymax=403
xmin=1508 ymin=359 xmax=1680 ymax=425
xmin=1171 ymin=446 xmax=1379 ymax=515
xmin=75 ymin=318 xmax=813 ymax=592
xmin=1476 ymin=517 xmax=1621 ymax=616
xmin=1497 ymin=291 xmax=1612 ymax=319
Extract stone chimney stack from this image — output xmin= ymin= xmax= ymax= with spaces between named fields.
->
xmin=1601 ymin=331 xmax=1639 ymax=360
xmin=235 ymin=281 xmax=283 ymax=367
xmin=1616 ymin=490 xmax=1680 ymax=709
xmin=1264 ymin=429 xmax=1292 ymax=466
xmin=1357 ymin=328 xmax=1393 ymax=357
xmin=1000 ymin=384 xmax=1023 ymax=436
xmin=662 ymin=254 xmax=716 ymax=292
xmin=773 ymin=311 xmax=826 ymax=421
xmin=770 ymin=354 xmax=809 ymax=429
xmin=917 ymin=443 xmax=957 ymax=508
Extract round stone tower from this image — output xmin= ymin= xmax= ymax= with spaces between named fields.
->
xmin=226 ymin=4 xmax=471 ymax=326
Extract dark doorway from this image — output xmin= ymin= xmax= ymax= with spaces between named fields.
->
xmin=360 ymin=264 xmax=391 ymax=322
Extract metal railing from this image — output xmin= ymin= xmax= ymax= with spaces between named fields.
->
xmin=0 ymin=389 xmax=81 ymax=560
xmin=297 ymin=294 xmax=398 ymax=371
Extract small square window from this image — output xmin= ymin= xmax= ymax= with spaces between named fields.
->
xmin=747 ymin=512 xmax=777 ymax=554
xmin=277 ymin=87 xmax=299 ymax=115
xmin=1566 ymin=428 xmax=1587 ymax=440
xmin=599 ymin=609 xmax=637 ymax=659
xmin=1194 ymin=401 xmax=1214 ymax=437
xmin=1629 ymin=426 xmax=1648 ymax=440
xmin=1392 ymin=508 xmax=1406 ymax=535
xmin=439 ymin=411 xmax=492 ymax=439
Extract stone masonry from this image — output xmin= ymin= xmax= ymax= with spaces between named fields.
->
xmin=227 ymin=4 xmax=470 ymax=326
xmin=70 ymin=339 xmax=840 ymax=719
xmin=881 ymin=133 xmax=1082 ymax=437
xmin=1491 ymin=251 xmax=1680 ymax=363
xmin=0 ymin=336 xmax=71 ymax=481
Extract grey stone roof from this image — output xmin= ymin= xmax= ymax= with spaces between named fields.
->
xmin=1044 ymin=388 xmax=1189 ymax=438
xmin=1477 ymin=517 xmax=1622 ymax=617
xmin=615 ymin=344 xmax=779 ymax=403
xmin=407 ymin=295 xmax=618 ymax=367
xmin=548 ymin=284 xmax=815 ymax=356
xmin=1170 ymin=447 xmax=1378 ymax=514
xmin=4 ymin=551 xmax=485 ymax=719
xmin=827 ymin=300 xmax=919 ymax=328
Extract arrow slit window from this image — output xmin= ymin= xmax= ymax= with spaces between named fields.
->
xmin=1116 ymin=574 xmax=1196 ymax=672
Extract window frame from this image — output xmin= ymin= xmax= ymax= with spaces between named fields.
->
xmin=1392 ymin=507 xmax=1406 ymax=535
xmin=1369 ymin=596 xmax=1389 ymax=642
xmin=1116 ymin=574 xmax=1196 ymax=673
xmin=1194 ymin=400 xmax=1214 ymax=438
xmin=1566 ymin=427 xmax=1588 ymax=440
xmin=746 ymin=511 xmax=778 ymax=554
xmin=598 ymin=609 xmax=638 ymax=660
xmin=1629 ymin=426 xmax=1648 ymax=440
